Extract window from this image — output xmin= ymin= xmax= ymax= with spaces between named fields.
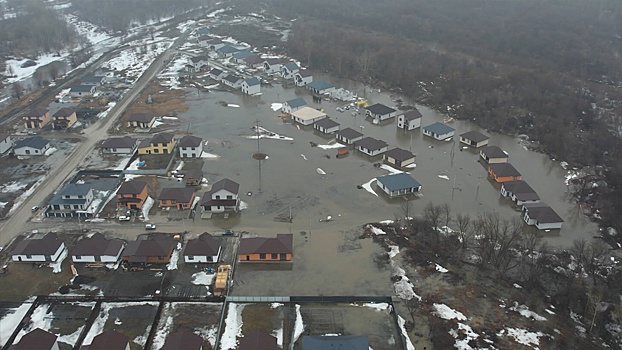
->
xmin=133 ymin=194 xmax=137 ymax=198
xmin=271 ymin=253 xmax=278 ymax=259
xmin=227 ymin=195 xmax=233 ymax=200
xmin=78 ymin=195 xmax=83 ymax=199
xmin=154 ymin=149 xmax=159 ymax=154
xmin=171 ymin=200 xmax=176 ymax=204
xmin=187 ymin=256 xmax=194 ymax=260
xmin=215 ymin=195 xmax=220 ymax=199
xmin=158 ymin=256 xmax=164 ymax=260
xmin=259 ymin=253 xmax=266 ymax=259
xmin=112 ymin=148 xmax=117 ymax=152
xmin=26 ymin=255 xmax=32 ymax=259
xmin=75 ymin=255 xmax=81 ymax=259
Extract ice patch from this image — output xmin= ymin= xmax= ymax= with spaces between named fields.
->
xmin=361 ymin=178 xmax=378 ymax=196
xmin=292 ymin=304 xmax=305 ymax=344
xmin=501 ymin=327 xmax=547 ymax=347
xmin=192 ymin=271 xmax=215 ymax=287
xmin=438 ymin=175 xmax=450 ymax=180
xmin=318 ymin=143 xmax=346 ymax=150
xmin=227 ymin=104 xmax=240 ymax=108
xmin=380 ymin=164 xmax=404 ymax=174
xmin=366 ymin=224 xmax=386 ymax=235
xmin=435 ymin=264 xmax=448 ymax=273
xmin=397 ymin=316 xmax=416 ymax=350
xmin=50 ymin=248 xmax=68 ymax=273
xmin=166 ymin=243 xmax=182 ymax=270
xmin=271 ymin=103 xmax=283 ymax=111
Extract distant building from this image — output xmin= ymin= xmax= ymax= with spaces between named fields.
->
xmin=281 ymin=62 xmax=300 ymax=79
xmin=22 ymin=107 xmax=50 ymax=129
xmin=52 ymin=107 xmax=77 ymax=130
xmin=294 ymin=70 xmax=313 ymax=86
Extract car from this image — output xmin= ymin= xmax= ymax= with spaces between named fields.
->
xmin=145 ymin=223 xmax=156 ymax=230
xmin=223 ymin=229 xmax=234 ymax=236
xmin=118 ymin=215 xmax=131 ymax=221
xmin=31 ymin=206 xmax=40 ymax=213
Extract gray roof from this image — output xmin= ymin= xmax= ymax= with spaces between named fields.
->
xmin=12 ymin=233 xmax=63 ymax=257
xmin=211 ymin=178 xmax=239 ymax=194
xmin=72 ymin=233 xmax=124 ymax=257
xmin=70 ymin=85 xmax=95 ymax=92
xmin=366 ymin=103 xmax=396 ymax=116
xmin=314 ymin=118 xmax=340 ymax=129
xmin=183 ymin=232 xmax=221 ymax=257
xmin=283 ymin=62 xmax=299 ymax=71
xmin=481 ymin=145 xmax=508 ymax=159
xmin=423 ymin=122 xmax=455 ymax=135
xmin=178 ymin=135 xmax=203 ymax=147
xmin=384 ymin=147 xmax=415 ymax=161
xmin=402 ymin=109 xmax=422 ymax=121
xmin=81 ymin=75 xmax=105 ymax=84
xmin=302 ymin=335 xmax=369 ymax=350
xmin=233 ymin=51 xmax=254 ymax=59
xmin=244 ymin=55 xmax=265 ymax=65
xmin=489 ymin=163 xmax=521 ymax=177
xmin=297 ymin=70 xmax=312 ymax=77
xmin=23 ymin=107 xmax=48 ymax=118
xmin=503 ymin=180 xmax=540 ymax=202
xmin=128 ymin=113 xmax=155 ymax=123
xmin=286 ymin=98 xmax=307 ymax=109
xmin=460 ymin=130 xmax=489 ymax=143
xmin=61 ymin=183 xmax=93 ymax=196
xmin=217 ymin=45 xmax=240 ymax=54
xmin=335 ymin=127 xmax=364 ymax=140
xmin=101 ymin=136 xmax=136 ymax=149
xmin=209 ymin=68 xmax=224 ymax=76
xmin=523 ymin=203 xmax=564 ymax=223
xmin=264 ymin=58 xmax=281 ymax=65
xmin=308 ymin=80 xmax=334 ymax=91
xmin=0 ymin=132 xmax=10 ymax=141
xmin=158 ymin=187 xmax=195 ymax=203
xmin=190 ymin=55 xmax=208 ymax=63
xmin=14 ymin=136 xmax=49 ymax=150
xmin=355 ymin=137 xmax=387 ymax=151
xmin=223 ymin=74 xmax=242 ymax=84
xmin=53 ymin=107 xmax=76 ymax=118
xmin=244 ymin=77 xmax=260 ymax=86
xmin=376 ymin=173 xmax=421 ymax=192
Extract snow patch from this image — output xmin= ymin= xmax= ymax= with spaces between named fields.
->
xmin=166 ymin=243 xmax=182 ymax=270
xmin=271 ymin=103 xmax=283 ymax=111
xmin=220 ymin=303 xmax=246 ymax=350
xmin=318 ymin=143 xmax=346 ymax=150
xmin=435 ymin=264 xmax=449 ymax=273
xmin=433 ymin=303 xmax=467 ymax=321
xmin=361 ymin=178 xmax=378 ymax=196
xmin=397 ymin=316 xmax=416 ymax=350
xmin=50 ymin=248 xmax=68 ymax=273
xmin=509 ymin=302 xmax=547 ymax=321
xmin=292 ymin=304 xmax=305 ymax=344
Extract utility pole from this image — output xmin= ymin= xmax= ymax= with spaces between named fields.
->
xmin=256 ymin=119 xmax=262 ymax=193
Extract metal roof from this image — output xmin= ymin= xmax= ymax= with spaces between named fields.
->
xmin=366 ymin=103 xmax=396 ymax=116
xmin=376 ymin=173 xmax=421 ymax=192
xmin=401 ymin=109 xmax=422 ymax=121
xmin=355 ymin=137 xmax=388 ymax=151
xmin=314 ymin=118 xmax=340 ymax=129
xmin=244 ymin=77 xmax=260 ymax=86
xmin=480 ymin=145 xmax=508 ymax=158
xmin=423 ymin=122 xmax=455 ymax=135
xmin=460 ymin=130 xmax=489 ymax=143
xmin=285 ymin=97 xmax=307 ymax=109
xmin=523 ymin=203 xmax=564 ymax=223
xmin=335 ymin=127 xmax=364 ymax=140
xmin=384 ymin=147 xmax=415 ymax=161
xmin=307 ymin=80 xmax=334 ymax=91
xmin=14 ymin=136 xmax=49 ymax=150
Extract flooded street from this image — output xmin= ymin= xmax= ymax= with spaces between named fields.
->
xmin=171 ymin=76 xmax=596 ymax=249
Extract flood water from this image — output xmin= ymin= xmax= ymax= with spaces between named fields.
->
xmin=172 ymin=75 xmax=597 ymax=249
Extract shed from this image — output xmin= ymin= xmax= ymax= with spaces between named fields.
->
xmin=290 ymin=106 xmax=327 ymax=126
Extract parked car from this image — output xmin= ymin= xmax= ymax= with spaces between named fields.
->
xmin=118 ymin=215 xmax=131 ymax=221
xmin=223 ymin=229 xmax=234 ymax=236
xmin=145 ymin=223 xmax=156 ymax=230
xmin=31 ymin=206 xmax=40 ymax=213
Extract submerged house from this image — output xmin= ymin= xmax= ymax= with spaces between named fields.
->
xmin=294 ymin=70 xmax=313 ymax=86
xmin=281 ymin=98 xmax=307 ymax=114
xmin=488 ymin=163 xmax=522 ymax=183
xmin=500 ymin=180 xmax=540 ymax=205
xmin=335 ymin=127 xmax=364 ymax=145
xmin=201 ymin=178 xmax=240 ymax=213
xmin=290 ymin=106 xmax=327 ymax=126
xmin=355 ymin=137 xmax=388 ymax=156
xmin=365 ymin=103 xmax=397 ymax=122
xmin=313 ymin=118 xmax=340 ymax=134
xmin=383 ymin=147 xmax=416 ymax=168
xmin=422 ymin=122 xmax=455 ymax=141
xmin=460 ymin=130 xmax=490 ymax=148
xmin=397 ymin=109 xmax=422 ymax=131
xmin=480 ymin=145 xmax=509 ymax=163
xmin=376 ymin=173 xmax=422 ymax=197
xmin=522 ymin=203 xmax=564 ymax=230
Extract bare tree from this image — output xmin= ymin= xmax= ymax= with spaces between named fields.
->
xmin=473 ymin=213 xmax=523 ymax=276
xmin=441 ymin=203 xmax=452 ymax=230
xmin=48 ymin=64 xmax=60 ymax=80
xmin=32 ymin=69 xmax=45 ymax=87
xmin=11 ymin=82 xmax=23 ymax=100
xmin=456 ymin=213 xmax=472 ymax=250
xmin=423 ymin=202 xmax=442 ymax=241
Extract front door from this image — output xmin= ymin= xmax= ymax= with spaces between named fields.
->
xmin=280 ymin=254 xmax=287 ymax=261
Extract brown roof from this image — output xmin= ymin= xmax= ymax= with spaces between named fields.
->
xmin=15 ymin=328 xmax=57 ymax=350
xmin=89 ymin=331 xmax=129 ymax=350
xmin=178 ymin=135 xmax=203 ymax=147
xmin=185 ymin=169 xmax=203 ymax=180
xmin=335 ymin=127 xmax=364 ymax=140
xmin=244 ymin=55 xmax=265 ymax=65
xmin=159 ymin=187 xmax=195 ymax=203
xmin=460 ymin=130 xmax=489 ymax=143
xmin=53 ymin=107 xmax=76 ymax=118
xmin=161 ymin=331 xmax=203 ymax=350
xmin=384 ymin=147 xmax=415 ymax=161
xmin=239 ymin=234 xmax=292 ymax=255
xmin=489 ymin=163 xmax=521 ymax=177
xmin=480 ymin=145 xmax=508 ymax=159
xmin=128 ymin=113 xmax=155 ymax=123
xmin=151 ymin=132 xmax=175 ymax=145
xmin=72 ymin=233 xmax=124 ymax=257
xmin=118 ymin=180 xmax=147 ymax=195
xmin=314 ymin=118 xmax=340 ymax=129
xmin=401 ymin=109 xmax=422 ymax=121
xmin=239 ymin=331 xmax=279 ymax=350
xmin=101 ymin=136 xmax=137 ymax=149
xmin=183 ymin=232 xmax=221 ymax=257
xmin=264 ymin=58 xmax=281 ymax=65
xmin=211 ymin=178 xmax=239 ymax=194
xmin=502 ymin=180 xmax=540 ymax=201
xmin=22 ymin=107 xmax=49 ymax=118
xmin=355 ymin=137 xmax=388 ymax=151
xmin=123 ymin=235 xmax=176 ymax=260
xmin=12 ymin=233 xmax=63 ymax=257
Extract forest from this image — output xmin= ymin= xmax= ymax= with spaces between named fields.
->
xmin=231 ymin=0 xmax=622 ymax=243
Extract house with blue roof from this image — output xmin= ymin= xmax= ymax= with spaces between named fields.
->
xmin=282 ymin=98 xmax=307 ymax=114
xmin=422 ymin=122 xmax=455 ymax=140
xmin=216 ymin=45 xmax=240 ymax=57
xmin=242 ymin=77 xmax=261 ymax=95
xmin=14 ymin=136 xmax=50 ymax=156
xmin=281 ymin=62 xmax=300 ymax=79
xmin=376 ymin=173 xmax=422 ymax=197
xmin=47 ymin=183 xmax=95 ymax=217
xmin=307 ymin=80 xmax=336 ymax=96
xmin=232 ymin=51 xmax=255 ymax=63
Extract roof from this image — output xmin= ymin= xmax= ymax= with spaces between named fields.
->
xmin=89 ymin=331 xmax=129 ymax=350
xmin=178 ymin=135 xmax=203 ymax=147
xmin=296 ymin=69 xmax=313 ymax=77
xmin=190 ymin=55 xmax=208 ymax=63
xmin=209 ymin=68 xmax=224 ymax=76
xmin=314 ymin=118 xmax=340 ymax=129
xmin=307 ymin=80 xmax=334 ymax=91
xmin=480 ymin=145 xmax=508 ymax=159
xmin=503 ymin=180 xmax=540 ymax=202
xmin=239 ymin=234 xmax=293 ymax=255
xmin=244 ymin=55 xmax=265 ymax=65
xmin=366 ymin=103 xmax=396 ymax=116
xmin=14 ymin=136 xmax=49 ymax=150
xmin=161 ymin=331 xmax=203 ymax=350
xmin=401 ymin=109 xmax=422 ymax=121
xmin=158 ymin=187 xmax=195 ymax=203
xmin=53 ymin=107 xmax=76 ymax=118
xmin=185 ymin=169 xmax=203 ymax=180
xmin=128 ymin=112 xmax=155 ymax=123
xmin=283 ymin=62 xmax=299 ymax=71
xmin=264 ymin=58 xmax=281 ymax=65
xmin=23 ymin=107 xmax=49 ymax=118
xmin=232 ymin=51 xmax=254 ymax=59
xmin=244 ymin=77 xmax=260 ymax=86
xmin=61 ymin=183 xmax=92 ymax=196
xmin=335 ymin=127 xmax=364 ymax=140
xmin=211 ymin=178 xmax=240 ymax=194
xmin=118 ymin=180 xmax=147 ymax=195
xmin=217 ymin=45 xmax=240 ymax=54
xmin=151 ymin=132 xmax=174 ymax=144
xmin=376 ymin=173 xmax=421 ymax=192
xmin=81 ymin=75 xmax=105 ymax=84
xmin=460 ymin=130 xmax=490 ymax=143
xmin=291 ymin=107 xmax=327 ymax=121
xmin=223 ymin=74 xmax=242 ymax=84
xmin=285 ymin=97 xmax=307 ymax=109
xmin=523 ymin=203 xmax=564 ymax=223
xmin=101 ymin=136 xmax=137 ymax=149
xmin=489 ymin=163 xmax=521 ymax=177
xmin=239 ymin=331 xmax=279 ymax=350
xmin=0 ymin=132 xmax=9 ymax=141
xmin=302 ymin=335 xmax=369 ymax=350
xmin=12 ymin=233 xmax=63 ymax=257
xmin=423 ymin=122 xmax=455 ymax=135
xmin=14 ymin=328 xmax=57 ymax=350
xmin=70 ymin=84 xmax=95 ymax=92
xmin=183 ymin=232 xmax=221 ymax=257
xmin=384 ymin=147 xmax=415 ymax=161
xmin=355 ymin=137 xmax=388 ymax=151
xmin=123 ymin=235 xmax=176 ymax=259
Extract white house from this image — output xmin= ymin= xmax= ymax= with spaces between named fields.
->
xmin=290 ymin=106 xmax=327 ymax=126
xmin=190 ymin=56 xmax=209 ymax=71
xmin=522 ymin=203 xmax=564 ymax=230
xmin=366 ymin=103 xmax=398 ymax=122
xmin=376 ymin=173 xmax=422 ymax=197
xmin=222 ymin=74 xmax=243 ymax=89
xmin=242 ymin=77 xmax=261 ymax=95
xmin=14 ymin=136 xmax=50 ymax=156
xmin=69 ymin=84 xmax=96 ymax=97
xmin=313 ymin=118 xmax=340 ymax=134
xmin=294 ymin=70 xmax=313 ymax=86
xmin=355 ymin=137 xmax=388 ymax=156
xmin=335 ymin=127 xmax=364 ymax=145
xmin=460 ymin=130 xmax=490 ymax=148
xmin=178 ymin=135 xmax=203 ymax=158
xmin=208 ymin=68 xmax=226 ymax=81
xmin=501 ymin=180 xmax=540 ymax=206
xmin=183 ymin=232 xmax=222 ymax=263
xmin=81 ymin=75 xmax=106 ymax=86
xmin=397 ymin=109 xmax=422 ymax=130
xmin=307 ymin=80 xmax=336 ymax=96
xmin=71 ymin=233 xmax=125 ymax=263
xmin=422 ymin=122 xmax=455 ymax=140
xmin=282 ymin=97 xmax=307 ymax=114
xmin=0 ymin=132 xmax=13 ymax=154
xmin=263 ymin=58 xmax=281 ymax=74
xmin=201 ymin=178 xmax=240 ymax=213
xmin=100 ymin=136 xmax=138 ymax=155
xmin=281 ymin=62 xmax=300 ymax=79
xmin=47 ymin=183 xmax=95 ymax=218
xmin=12 ymin=232 xmax=66 ymax=263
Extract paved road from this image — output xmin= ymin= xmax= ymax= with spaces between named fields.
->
xmin=0 ymin=31 xmax=190 ymax=247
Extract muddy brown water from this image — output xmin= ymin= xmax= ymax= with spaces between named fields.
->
xmin=172 ymin=76 xmax=596 ymax=250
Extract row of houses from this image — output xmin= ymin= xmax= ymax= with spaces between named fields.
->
xmin=207 ymin=67 xmax=261 ymax=95
xmin=0 ymin=134 xmax=52 ymax=156
xmin=20 ymin=107 xmax=78 ymax=130
xmin=100 ymin=133 xmax=204 ymax=158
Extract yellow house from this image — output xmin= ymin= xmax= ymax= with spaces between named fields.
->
xmin=138 ymin=132 xmax=176 ymax=155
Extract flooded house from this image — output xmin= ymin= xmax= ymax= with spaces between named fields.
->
xmin=22 ymin=107 xmax=50 ymax=129
xmin=397 ymin=109 xmax=423 ymax=131
xmin=355 ymin=137 xmax=388 ymax=156
xmin=239 ymin=234 xmax=293 ymax=262
xmin=11 ymin=232 xmax=65 ymax=263
xmin=479 ymin=145 xmax=509 ymax=163
xmin=263 ymin=58 xmax=282 ymax=74
xmin=116 ymin=180 xmax=149 ymax=210
xmin=52 ymin=107 xmax=77 ymax=130
xmin=335 ymin=127 xmax=364 ymax=145
xmin=216 ymin=44 xmax=240 ymax=58
xmin=244 ymin=55 xmax=265 ymax=69
xmin=80 ymin=75 xmax=106 ymax=86
xmin=365 ymin=103 xmax=398 ymax=122
xmin=281 ymin=97 xmax=307 ymax=114
xmin=488 ymin=163 xmax=522 ymax=183
xmin=232 ymin=51 xmax=255 ymax=64
xmin=126 ymin=112 xmax=156 ymax=129
xmin=201 ymin=178 xmax=240 ymax=213
xmin=208 ymin=67 xmax=226 ymax=81
xmin=222 ymin=74 xmax=243 ymax=89
xmin=522 ymin=203 xmax=564 ymax=230
xmin=313 ymin=117 xmax=340 ymax=134
xmin=501 ymin=180 xmax=540 ymax=205
xmin=376 ymin=173 xmax=422 ymax=197
xmin=100 ymin=136 xmax=138 ymax=154
xmin=71 ymin=233 xmax=125 ymax=264
xmin=183 ymin=232 xmax=221 ymax=263
xmin=294 ymin=70 xmax=313 ymax=86
xmin=190 ymin=55 xmax=209 ymax=71
xmin=460 ymin=130 xmax=490 ymax=148
xmin=242 ymin=77 xmax=261 ymax=95
xmin=383 ymin=147 xmax=416 ymax=168
xmin=307 ymin=80 xmax=336 ymax=96
xmin=13 ymin=136 xmax=50 ymax=156
xmin=178 ymin=135 xmax=203 ymax=158
xmin=422 ymin=122 xmax=455 ymax=141
xmin=291 ymin=106 xmax=327 ymax=126
xmin=281 ymin=62 xmax=300 ymax=79
xmin=158 ymin=187 xmax=196 ymax=210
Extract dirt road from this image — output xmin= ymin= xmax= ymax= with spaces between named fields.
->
xmin=0 ymin=33 xmax=189 ymax=247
